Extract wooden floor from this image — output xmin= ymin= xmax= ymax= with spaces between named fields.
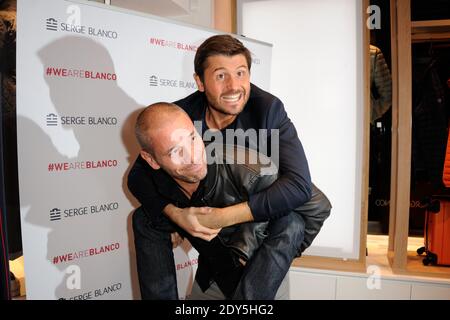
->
xmin=9 ymin=255 xmax=26 ymax=298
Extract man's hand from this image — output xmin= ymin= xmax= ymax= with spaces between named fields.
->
xmin=170 ymin=232 xmax=184 ymax=248
xmin=164 ymin=204 xmax=221 ymax=241
xmin=197 ymin=202 xmax=254 ymax=229
xmin=196 ymin=207 xmax=225 ymax=229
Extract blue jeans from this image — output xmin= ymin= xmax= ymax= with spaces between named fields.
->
xmin=232 ymin=212 xmax=305 ymax=300
xmin=132 ymin=209 xmax=179 ymax=300
xmin=132 ymin=208 xmax=304 ymax=300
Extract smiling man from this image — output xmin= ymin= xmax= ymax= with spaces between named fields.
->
xmin=128 ymin=34 xmax=331 ymax=300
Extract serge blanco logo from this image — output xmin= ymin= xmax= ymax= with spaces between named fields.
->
xmin=46 ymin=113 xmax=58 ymax=126
xmin=50 ymin=208 xmax=62 ymax=221
xmin=59 ymin=282 xmax=122 ymax=300
xmin=46 ymin=18 xmax=58 ymax=31
xmin=148 ymin=75 xmax=197 ymax=89
xmin=149 ymin=75 xmax=158 ymax=87
xmin=45 ymin=17 xmax=118 ymax=39
xmin=49 ymin=202 xmax=119 ymax=222
xmin=46 ymin=114 xmax=118 ymax=126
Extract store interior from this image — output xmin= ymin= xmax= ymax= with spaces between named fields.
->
xmin=367 ymin=0 xmax=450 ymax=276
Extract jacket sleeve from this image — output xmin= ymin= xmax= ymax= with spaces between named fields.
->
xmin=248 ymin=99 xmax=312 ymax=221
xmin=235 ymin=150 xmax=331 ymax=254
xmin=127 ymin=156 xmax=172 ymax=228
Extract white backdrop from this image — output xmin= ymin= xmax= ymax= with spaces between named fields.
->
xmin=238 ymin=0 xmax=365 ymax=259
xmin=16 ymin=0 xmax=272 ymax=300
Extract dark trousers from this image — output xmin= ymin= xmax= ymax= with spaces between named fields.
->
xmin=133 ymin=208 xmax=304 ymax=300
xmin=132 ymin=210 xmax=179 ymax=300
xmin=232 ymin=212 xmax=304 ymax=300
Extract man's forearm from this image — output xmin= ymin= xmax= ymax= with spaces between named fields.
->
xmin=163 ymin=203 xmax=179 ymax=221
xmin=163 ymin=203 xmax=221 ymax=241
xmin=199 ymin=202 xmax=254 ymax=229
xmin=163 ymin=201 xmax=254 ymax=232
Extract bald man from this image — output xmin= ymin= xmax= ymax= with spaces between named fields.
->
xmin=135 ymin=103 xmax=254 ymax=232
xmin=132 ymin=102 xmax=330 ymax=300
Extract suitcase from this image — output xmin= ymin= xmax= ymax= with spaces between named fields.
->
xmin=417 ymin=196 xmax=450 ymax=266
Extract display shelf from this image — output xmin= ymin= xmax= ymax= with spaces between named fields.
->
xmin=411 ymin=19 xmax=450 ymax=42
xmin=389 ymin=0 xmax=450 ymax=278
xmin=411 ymin=19 xmax=450 ymax=31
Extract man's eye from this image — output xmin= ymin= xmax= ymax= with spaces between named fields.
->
xmin=170 ymin=148 xmax=181 ymax=157
xmin=216 ymin=73 xmax=225 ymax=80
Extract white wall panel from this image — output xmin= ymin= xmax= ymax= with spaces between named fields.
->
xmin=411 ymin=283 xmax=450 ymax=300
xmin=336 ymin=277 xmax=411 ymax=300
xmin=238 ymin=0 xmax=365 ymax=259
xmin=289 ymin=271 xmax=336 ymax=300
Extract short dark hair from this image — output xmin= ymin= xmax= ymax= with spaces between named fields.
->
xmin=194 ymin=34 xmax=252 ymax=81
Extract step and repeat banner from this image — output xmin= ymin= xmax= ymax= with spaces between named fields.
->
xmin=16 ymin=0 xmax=272 ymax=300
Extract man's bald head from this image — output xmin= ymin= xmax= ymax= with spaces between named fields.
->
xmin=135 ymin=102 xmax=190 ymax=154
xmin=135 ymin=102 xmax=207 ymax=184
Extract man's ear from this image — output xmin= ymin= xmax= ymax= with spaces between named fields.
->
xmin=140 ymin=150 xmax=160 ymax=170
xmin=193 ymin=73 xmax=205 ymax=92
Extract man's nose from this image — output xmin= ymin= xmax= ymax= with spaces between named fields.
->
xmin=178 ymin=143 xmax=195 ymax=165
xmin=189 ymin=140 xmax=203 ymax=165
xmin=225 ymin=74 xmax=239 ymax=91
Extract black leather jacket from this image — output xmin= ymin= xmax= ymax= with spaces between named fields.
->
xmin=202 ymin=145 xmax=331 ymax=261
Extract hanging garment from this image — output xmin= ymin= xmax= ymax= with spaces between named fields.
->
xmin=411 ymin=55 xmax=448 ymax=190
xmin=370 ymin=45 xmax=392 ymax=124
xmin=0 ymin=0 xmax=16 ymax=114
xmin=0 ymin=0 xmax=21 ymax=257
